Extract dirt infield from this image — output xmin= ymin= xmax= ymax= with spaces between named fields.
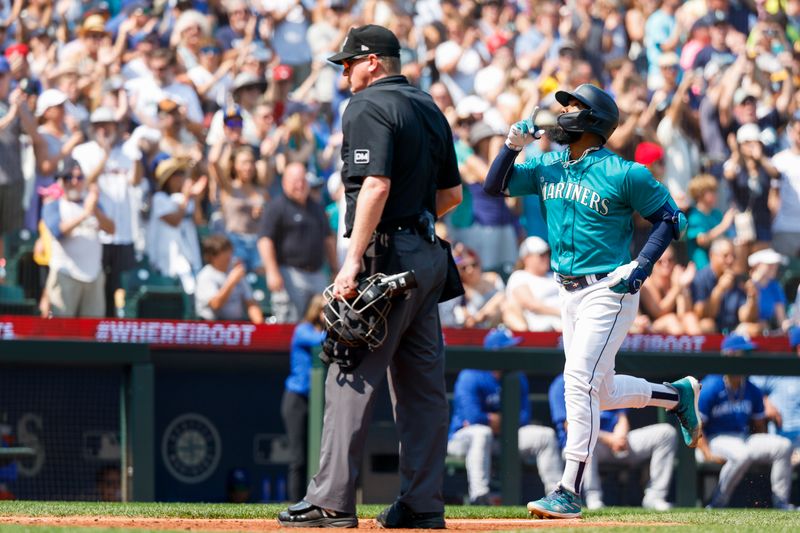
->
xmin=0 ymin=516 xmax=678 ymax=531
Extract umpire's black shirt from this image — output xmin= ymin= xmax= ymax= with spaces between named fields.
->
xmin=340 ymin=75 xmax=461 ymax=236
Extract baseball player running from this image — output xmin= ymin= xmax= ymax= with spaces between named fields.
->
xmin=484 ymin=84 xmax=702 ymax=519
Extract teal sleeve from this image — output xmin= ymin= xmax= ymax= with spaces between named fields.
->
xmin=506 ymin=156 xmax=543 ymax=197
xmin=626 ymin=163 xmax=670 ymax=217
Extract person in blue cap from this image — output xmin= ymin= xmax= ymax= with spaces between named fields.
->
xmin=696 ymin=333 xmax=794 ymax=509
xmin=446 ymin=326 xmax=562 ymax=505
xmin=751 ymin=327 xmax=800 ymax=456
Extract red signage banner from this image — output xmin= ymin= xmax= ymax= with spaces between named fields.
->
xmin=0 ymin=315 xmax=793 ymax=353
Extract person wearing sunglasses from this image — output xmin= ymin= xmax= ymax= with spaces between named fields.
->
xmin=41 ymin=158 xmax=115 ymax=317
xmin=279 ymin=24 xmax=462 ymax=529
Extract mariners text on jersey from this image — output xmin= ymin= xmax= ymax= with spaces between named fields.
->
xmin=539 ymin=181 xmax=611 ymax=216
xmin=505 ymin=147 xmax=672 ymax=276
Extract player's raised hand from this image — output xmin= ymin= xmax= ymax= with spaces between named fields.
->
xmin=505 ymin=107 xmax=544 ymax=151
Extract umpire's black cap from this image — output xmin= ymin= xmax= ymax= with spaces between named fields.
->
xmin=328 ymin=25 xmax=400 ymax=65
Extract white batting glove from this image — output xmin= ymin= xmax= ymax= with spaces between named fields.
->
xmin=607 ymin=260 xmax=649 ymax=295
xmin=505 ymin=106 xmax=544 ymax=151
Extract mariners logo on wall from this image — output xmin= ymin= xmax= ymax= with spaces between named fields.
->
xmin=162 ymin=413 xmax=222 ymax=484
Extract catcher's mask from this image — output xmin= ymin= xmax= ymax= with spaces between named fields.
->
xmin=323 ymin=271 xmax=417 ymax=351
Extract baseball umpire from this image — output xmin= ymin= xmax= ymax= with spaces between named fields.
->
xmin=278 ymin=24 xmax=462 ymax=528
xmin=484 ymin=84 xmax=702 ymax=519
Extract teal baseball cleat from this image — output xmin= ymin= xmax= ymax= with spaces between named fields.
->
xmin=527 ymin=485 xmax=582 ymax=519
xmin=668 ymin=376 xmax=703 ymax=448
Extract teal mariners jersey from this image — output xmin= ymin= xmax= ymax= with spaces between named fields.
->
xmin=506 ymin=148 xmax=671 ymax=276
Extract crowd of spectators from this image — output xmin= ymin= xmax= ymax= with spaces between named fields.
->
xmin=0 ymin=0 xmax=797 ymax=335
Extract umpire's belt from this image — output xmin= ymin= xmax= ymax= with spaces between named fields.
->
xmin=555 ymin=272 xmax=608 ymax=292
xmin=375 ymin=216 xmax=421 ymax=236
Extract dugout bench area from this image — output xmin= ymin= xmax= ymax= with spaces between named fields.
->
xmin=1 ymin=337 xmax=798 ymax=505
xmin=310 ymin=346 xmax=800 ymax=507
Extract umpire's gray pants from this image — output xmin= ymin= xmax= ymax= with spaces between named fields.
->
xmin=304 ymin=234 xmax=449 ymax=514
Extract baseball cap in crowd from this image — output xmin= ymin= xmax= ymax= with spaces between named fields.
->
xmin=4 ymin=43 xmax=29 ymax=58
xmin=558 ymin=40 xmax=578 ymax=56
xmin=469 ymin=121 xmax=498 ymax=146
xmin=0 ymin=57 xmax=9 ymax=74
xmin=232 ymin=72 xmax=267 ymax=93
xmin=328 ymin=24 xmax=401 ymax=65
xmin=224 ymin=105 xmax=244 ymax=128
xmin=736 ymin=123 xmax=761 ymax=144
xmin=456 ymin=95 xmax=489 ymax=119
xmin=733 ymin=88 xmax=758 ymax=106
xmin=789 ymin=326 xmax=800 ymax=349
xmin=518 ymin=236 xmax=549 ymax=258
xmin=658 ymin=52 xmax=680 ymax=69
xmin=702 ymin=9 xmax=729 ymax=26
xmin=158 ymin=97 xmax=180 ymax=114
xmin=35 ymin=88 xmax=67 ymax=118
xmin=273 ymin=64 xmax=293 ymax=82
xmin=747 ymin=248 xmax=788 ymax=267
xmin=483 ymin=325 xmax=523 ymax=350
xmin=721 ymin=333 xmax=757 ymax=353
xmin=54 ymin=157 xmax=84 ymax=181
xmin=634 ymin=142 xmax=664 ymax=166
xmin=155 ymin=157 xmax=191 ymax=190
xmin=486 ymin=33 xmax=509 ymax=55
xmin=79 ymin=14 xmax=110 ymax=36
xmin=90 ymin=107 xmax=116 ymax=124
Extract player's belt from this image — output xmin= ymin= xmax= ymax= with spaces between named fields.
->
xmin=555 ymin=272 xmax=608 ymax=292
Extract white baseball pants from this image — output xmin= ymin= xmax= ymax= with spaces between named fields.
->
xmin=447 ymin=423 xmax=564 ymax=500
xmin=560 ymin=282 xmax=655 ymax=466
xmin=582 ymin=423 xmax=678 ymax=506
xmin=698 ymin=433 xmax=793 ymax=506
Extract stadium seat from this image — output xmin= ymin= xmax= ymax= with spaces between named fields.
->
xmin=125 ymin=286 xmax=191 ymax=319
xmin=120 ymin=262 xmax=188 ymax=319
xmin=246 ymin=272 xmax=272 ymax=318
xmin=0 ymin=283 xmax=38 ymax=316
xmin=2 ymin=228 xmax=36 ymax=260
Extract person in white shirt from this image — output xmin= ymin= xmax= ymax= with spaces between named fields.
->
xmin=72 ymin=107 xmax=144 ymax=316
xmin=41 ymin=159 xmax=115 ymax=317
xmin=504 ymin=236 xmax=562 ymax=332
xmin=771 ymin=113 xmax=800 ymax=258
xmin=125 ymin=48 xmax=204 ymax=134
xmin=195 ymin=234 xmax=264 ymax=323
xmin=187 ymin=38 xmax=233 ymax=110
xmin=146 ymin=158 xmax=207 ymax=294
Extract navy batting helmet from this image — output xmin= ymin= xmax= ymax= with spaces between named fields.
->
xmin=554 ymin=84 xmax=619 ymax=143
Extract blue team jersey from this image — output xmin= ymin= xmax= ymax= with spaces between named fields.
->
xmin=284 ymin=322 xmax=325 ymax=397
xmin=448 ymin=370 xmax=530 ymax=439
xmin=698 ymin=375 xmax=765 ymax=437
xmin=750 ymin=376 xmax=800 ymax=434
xmin=548 ymin=374 xmax=623 ymax=449
xmin=505 ymin=148 xmax=671 ymax=276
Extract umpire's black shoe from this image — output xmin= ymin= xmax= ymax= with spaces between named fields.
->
xmin=277 ymin=500 xmax=357 ymax=528
xmin=376 ymin=501 xmax=445 ymax=529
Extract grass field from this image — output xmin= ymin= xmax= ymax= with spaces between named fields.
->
xmin=0 ymin=502 xmax=799 ymax=533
